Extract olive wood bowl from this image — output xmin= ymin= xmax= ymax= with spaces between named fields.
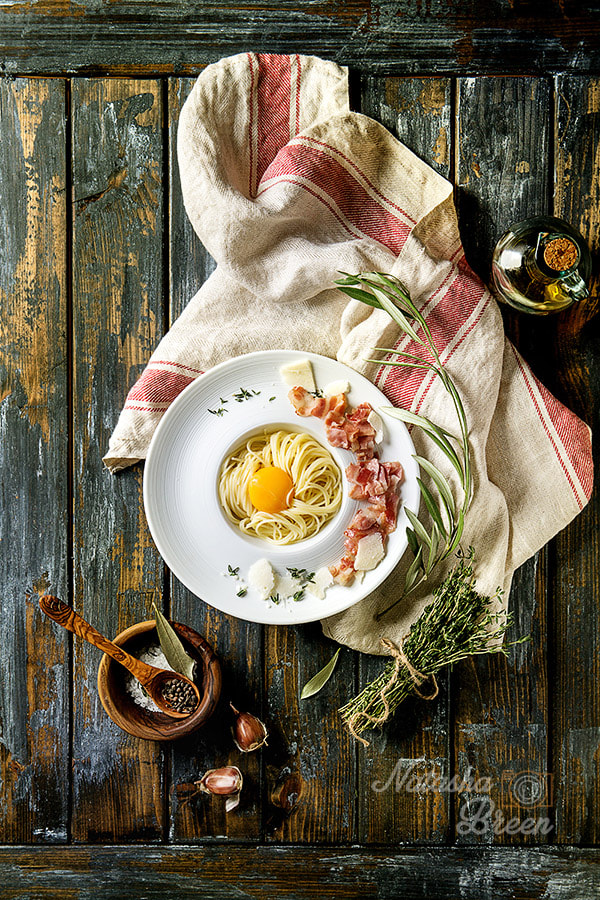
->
xmin=97 ymin=620 xmax=221 ymax=741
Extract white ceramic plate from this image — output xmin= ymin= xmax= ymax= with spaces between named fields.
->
xmin=143 ymin=350 xmax=419 ymax=624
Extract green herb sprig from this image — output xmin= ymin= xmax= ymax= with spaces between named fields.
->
xmin=336 ymin=271 xmax=472 ymax=619
xmin=338 ymin=553 xmax=527 ymax=738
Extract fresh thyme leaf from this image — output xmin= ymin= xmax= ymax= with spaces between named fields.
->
xmin=227 ymin=565 xmax=240 ymax=577
xmin=233 ymin=387 xmax=256 ymax=402
xmin=219 ymin=397 xmax=229 ymax=405
xmin=236 ymin=588 xmax=247 ymax=597
xmin=286 ymin=567 xmax=315 ymax=584
xmin=269 ymin=593 xmax=281 ymax=605
xmin=269 ymin=396 xmax=276 ymax=402
xmin=208 ymin=407 xmax=227 ymax=416
xmin=300 ymin=648 xmax=341 ymax=699
xmin=292 ymin=590 xmax=304 ymax=602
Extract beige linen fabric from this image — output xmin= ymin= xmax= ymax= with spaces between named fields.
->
xmin=104 ymin=53 xmax=593 ymax=654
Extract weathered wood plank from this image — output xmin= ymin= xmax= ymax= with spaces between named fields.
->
xmin=263 ymin=625 xmax=356 ymax=842
xmin=1 ymin=3 xmax=600 ymax=76
xmin=71 ymin=78 xmax=165 ymax=842
xmin=552 ymin=74 xmax=600 ymax=845
xmin=453 ymin=77 xmax=551 ymax=844
xmin=2 ymin=845 xmax=600 ymax=899
xmin=167 ymin=76 xmax=262 ymax=841
xmin=0 ymin=77 xmax=69 ymax=843
xmin=356 ymin=76 xmax=452 ymax=844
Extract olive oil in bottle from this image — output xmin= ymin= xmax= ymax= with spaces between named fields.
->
xmin=491 ymin=215 xmax=591 ymax=315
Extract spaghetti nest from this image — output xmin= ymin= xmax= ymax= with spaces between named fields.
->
xmin=219 ymin=430 xmax=342 ymax=545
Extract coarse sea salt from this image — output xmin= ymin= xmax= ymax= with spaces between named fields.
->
xmin=125 ymin=644 xmax=174 ymax=712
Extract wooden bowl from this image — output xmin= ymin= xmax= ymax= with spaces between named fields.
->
xmin=97 ymin=619 xmax=221 ymax=741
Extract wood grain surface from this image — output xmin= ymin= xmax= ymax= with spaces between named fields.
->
xmin=1 ymin=2 xmax=600 ymax=76
xmin=71 ymin=78 xmax=165 ymax=842
xmin=0 ymin=60 xmax=599 ymax=898
xmin=0 ymin=77 xmax=69 ymax=844
xmin=2 ymin=845 xmax=600 ymax=900
xmin=552 ymin=75 xmax=600 ymax=845
xmin=453 ymin=77 xmax=552 ymax=844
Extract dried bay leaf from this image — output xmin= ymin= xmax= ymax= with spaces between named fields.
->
xmin=152 ymin=602 xmax=196 ymax=682
xmin=300 ymin=647 xmax=341 ymax=699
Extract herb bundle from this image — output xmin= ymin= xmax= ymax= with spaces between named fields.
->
xmin=339 ymin=554 xmax=526 ymax=742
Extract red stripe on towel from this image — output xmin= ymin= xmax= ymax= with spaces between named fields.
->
xmin=126 ymin=368 xmax=195 ymax=406
xmin=255 ymin=54 xmax=292 ymax=191
xmin=379 ymin=257 xmax=487 ymax=407
xmin=258 ymin=143 xmax=411 ymax=255
xmin=512 ymin=346 xmax=593 ymax=507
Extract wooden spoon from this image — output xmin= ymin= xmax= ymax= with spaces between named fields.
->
xmin=39 ymin=595 xmax=201 ymax=718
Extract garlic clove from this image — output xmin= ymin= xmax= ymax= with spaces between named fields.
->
xmin=198 ymin=766 xmax=243 ymax=797
xmin=230 ymin=702 xmax=268 ymax=753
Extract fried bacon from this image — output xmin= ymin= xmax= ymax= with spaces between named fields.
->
xmin=289 ymin=385 xmax=404 ymax=586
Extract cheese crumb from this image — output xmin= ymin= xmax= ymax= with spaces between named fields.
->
xmin=367 ymin=410 xmax=384 ymax=444
xmin=279 ymin=359 xmax=316 ymax=392
xmin=248 ymin=558 xmax=275 ymax=599
xmin=354 ymin=533 xmax=384 ymax=571
xmin=323 ymin=379 xmax=349 ymax=397
xmin=306 ymin=566 xmax=334 ymax=600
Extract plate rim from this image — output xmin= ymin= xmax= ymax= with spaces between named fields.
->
xmin=143 ymin=349 xmax=420 ymax=625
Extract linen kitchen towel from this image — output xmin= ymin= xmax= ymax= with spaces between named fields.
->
xmin=104 ymin=53 xmax=593 ymax=654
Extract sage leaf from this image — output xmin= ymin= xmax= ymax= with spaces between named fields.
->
xmin=417 ymin=477 xmax=448 ymax=537
xmin=406 ymin=506 xmax=432 ymax=548
xmin=336 ymin=284 xmax=382 ymax=308
xmin=404 ymin=545 xmax=424 ymax=592
xmin=152 ymin=602 xmax=195 ymax=681
xmin=300 ymin=648 xmax=341 ymax=700
xmin=413 ymin=455 xmax=456 ymax=520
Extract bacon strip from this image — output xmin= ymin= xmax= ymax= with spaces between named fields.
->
xmin=289 ymin=386 xmax=404 ymax=586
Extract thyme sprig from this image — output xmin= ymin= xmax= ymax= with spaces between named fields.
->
xmin=336 ymin=272 xmax=473 ymax=618
xmin=339 ymin=553 xmax=527 ymax=738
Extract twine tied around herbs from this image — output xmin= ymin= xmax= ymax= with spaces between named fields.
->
xmin=346 ymin=637 xmax=439 ymax=747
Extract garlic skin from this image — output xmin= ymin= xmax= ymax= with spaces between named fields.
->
xmin=198 ymin=766 xmax=243 ymax=797
xmin=230 ymin=703 xmax=268 ymax=752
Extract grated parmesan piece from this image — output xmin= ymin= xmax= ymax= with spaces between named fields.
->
xmin=354 ymin=533 xmax=384 ymax=571
xmin=279 ymin=359 xmax=316 ymax=392
xmin=306 ymin=566 xmax=334 ymax=600
xmin=323 ymin=379 xmax=349 ymax=397
xmin=248 ymin=558 xmax=275 ymax=599
xmin=367 ymin=410 xmax=384 ymax=444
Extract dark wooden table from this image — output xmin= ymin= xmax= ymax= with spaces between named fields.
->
xmin=1 ymin=4 xmax=599 ymax=898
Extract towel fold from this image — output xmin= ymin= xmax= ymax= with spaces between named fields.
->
xmin=104 ymin=53 xmax=593 ymax=654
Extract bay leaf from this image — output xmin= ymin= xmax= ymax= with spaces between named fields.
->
xmin=152 ymin=603 xmax=195 ymax=681
xmin=300 ymin=647 xmax=341 ymax=700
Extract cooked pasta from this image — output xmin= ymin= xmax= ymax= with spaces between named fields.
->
xmin=219 ymin=430 xmax=342 ymax=544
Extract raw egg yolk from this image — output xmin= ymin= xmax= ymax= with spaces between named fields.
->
xmin=248 ymin=466 xmax=294 ymax=514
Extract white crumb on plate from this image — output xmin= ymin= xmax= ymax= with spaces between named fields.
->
xmin=248 ymin=558 xmax=275 ymax=599
xmin=274 ymin=572 xmax=297 ymax=599
xmin=367 ymin=410 xmax=384 ymax=443
xmin=354 ymin=533 xmax=385 ymax=571
xmin=323 ymin=379 xmax=350 ymax=396
xmin=279 ymin=359 xmax=316 ymax=392
xmin=306 ymin=566 xmax=334 ymax=600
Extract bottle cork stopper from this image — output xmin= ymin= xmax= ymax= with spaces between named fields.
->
xmin=543 ymin=237 xmax=578 ymax=272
